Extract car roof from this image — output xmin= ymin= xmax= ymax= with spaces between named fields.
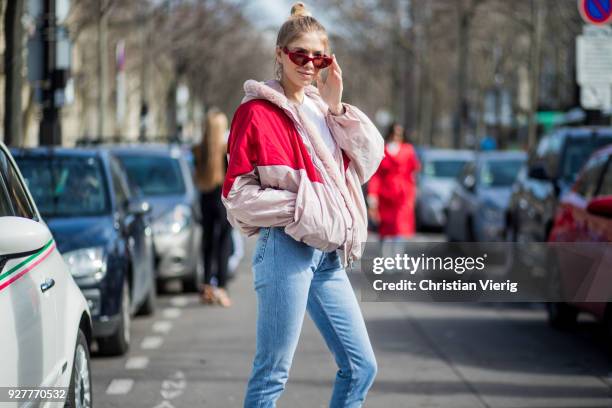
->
xmin=420 ymin=148 xmax=475 ymax=159
xmin=104 ymin=143 xmax=184 ymax=157
xmin=476 ymin=150 xmax=527 ymax=160
xmin=10 ymin=146 xmax=108 ymax=159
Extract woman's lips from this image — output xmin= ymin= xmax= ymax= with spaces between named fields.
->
xmin=298 ymin=71 xmax=314 ymax=78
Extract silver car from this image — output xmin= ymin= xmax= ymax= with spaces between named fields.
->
xmin=112 ymin=145 xmax=203 ymax=292
xmin=416 ymin=149 xmax=475 ymax=229
xmin=446 ymin=151 xmax=526 ymax=242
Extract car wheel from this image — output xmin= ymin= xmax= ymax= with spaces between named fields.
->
xmin=602 ymin=305 xmax=612 ymax=347
xmin=546 ymin=261 xmax=577 ymax=330
xmin=444 ymin=210 xmax=457 ymax=242
xmin=547 ymin=302 xmax=578 ymax=330
xmin=415 ymin=204 xmax=424 ymax=232
xmin=98 ymin=278 xmax=131 ymax=356
xmin=183 ymin=252 xmax=204 ymax=293
xmin=503 ymin=221 xmax=528 ymax=280
xmin=466 ymin=216 xmax=476 ymax=242
xmin=64 ymin=330 xmax=92 ymax=408
xmin=137 ymin=279 xmax=156 ymax=316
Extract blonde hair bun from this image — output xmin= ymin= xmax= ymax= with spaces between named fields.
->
xmin=290 ymin=2 xmax=311 ymax=18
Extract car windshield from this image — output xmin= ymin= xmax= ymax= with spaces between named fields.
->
xmin=117 ymin=154 xmax=186 ymax=196
xmin=560 ymin=137 xmax=612 ymax=183
xmin=479 ymin=159 xmax=524 ymax=187
xmin=15 ymin=156 xmax=110 ymax=217
xmin=423 ymin=159 xmax=469 ymax=179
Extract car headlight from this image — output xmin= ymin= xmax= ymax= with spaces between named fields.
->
xmin=153 ymin=204 xmax=192 ymax=236
xmin=62 ymin=247 xmax=107 ymax=279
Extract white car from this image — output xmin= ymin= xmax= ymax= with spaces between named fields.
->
xmin=0 ymin=142 xmax=93 ymax=407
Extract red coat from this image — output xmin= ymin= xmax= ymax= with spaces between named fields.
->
xmin=368 ymin=142 xmax=420 ymax=238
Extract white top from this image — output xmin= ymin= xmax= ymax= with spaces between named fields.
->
xmin=300 ymin=95 xmax=337 ymax=154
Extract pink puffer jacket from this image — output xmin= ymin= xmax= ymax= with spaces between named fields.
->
xmin=221 ymin=79 xmax=384 ymax=267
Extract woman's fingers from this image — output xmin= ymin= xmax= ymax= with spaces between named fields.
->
xmin=332 ymin=54 xmax=342 ymax=76
xmin=316 ymin=71 xmax=324 ymax=89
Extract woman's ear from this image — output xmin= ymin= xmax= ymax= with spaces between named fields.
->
xmin=275 ymin=47 xmax=282 ymax=64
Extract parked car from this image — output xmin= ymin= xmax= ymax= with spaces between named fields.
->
xmin=547 ymin=144 xmax=612 ymax=332
xmin=111 ymin=145 xmax=203 ymax=292
xmin=506 ymin=127 xmax=612 ymax=243
xmin=446 ymin=151 xmax=526 ymax=242
xmin=505 ymin=127 xmax=612 ymax=276
xmin=13 ymin=147 xmax=156 ymax=356
xmin=0 ymin=142 xmax=93 ymax=406
xmin=416 ymin=149 xmax=474 ymax=229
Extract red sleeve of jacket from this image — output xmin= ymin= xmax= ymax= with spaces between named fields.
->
xmin=221 ymin=100 xmax=297 ymax=234
xmin=222 ymin=103 xmax=258 ymax=199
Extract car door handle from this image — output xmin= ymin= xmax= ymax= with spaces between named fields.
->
xmin=40 ymin=278 xmax=55 ymax=293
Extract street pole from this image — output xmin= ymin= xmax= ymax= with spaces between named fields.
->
xmin=39 ymin=0 xmax=61 ymax=145
xmin=4 ymin=0 xmax=25 ymax=147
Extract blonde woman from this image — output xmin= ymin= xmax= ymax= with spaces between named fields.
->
xmin=222 ymin=3 xmax=384 ymax=407
xmin=192 ymin=109 xmax=232 ymax=307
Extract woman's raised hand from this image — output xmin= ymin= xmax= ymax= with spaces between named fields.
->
xmin=317 ymin=54 xmax=344 ymax=115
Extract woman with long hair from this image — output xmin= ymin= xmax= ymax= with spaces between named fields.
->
xmin=222 ymin=3 xmax=384 ymax=406
xmin=192 ymin=109 xmax=232 ymax=307
xmin=367 ymin=122 xmax=421 ymax=240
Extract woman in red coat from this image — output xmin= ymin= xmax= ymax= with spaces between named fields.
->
xmin=367 ymin=123 xmax=420 ymax=239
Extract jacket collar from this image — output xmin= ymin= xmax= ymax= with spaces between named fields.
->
xmin=242 ymin=79 xmax=328 ymax=114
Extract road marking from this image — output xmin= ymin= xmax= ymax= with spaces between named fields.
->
xmin=163 ymin=307 xmax=182 ymax=319
xmin=125 ymin=356 xmax=149 ymax=370
xmin=153 ymin=402 xmax=175 ymax=408
xmin=161 ymin=371 xmax=187 ymax=400
xmin=141 ymin=336 xmax=164 ymax=349
xmin=170 ymin=296 xmax=190 ymax=307
xmin=152 ymin=321 xmax=173 ymax=333
xmin=106 ymin=378 xmax=134 ymax=395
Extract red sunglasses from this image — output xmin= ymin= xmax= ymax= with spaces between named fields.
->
xmin=282 ymin=47 xmax=333 ymax=69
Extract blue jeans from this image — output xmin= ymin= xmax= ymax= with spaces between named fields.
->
xmin=244 ymin=227 xmax=377 ymax=408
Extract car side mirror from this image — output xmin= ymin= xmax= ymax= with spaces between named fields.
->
xmin=128 ymin=199 xmax=152 ymax=216
xmin=586 ymin=196 xmax=612 ymax=218
xmin=528 ymin=164 xmax=550 ymax=181
xmin=0 ymin=217 xmax=52 ymax=262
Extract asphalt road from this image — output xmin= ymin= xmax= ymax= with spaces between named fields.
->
xmin=90 ymin=233 xmax=612 ymax=408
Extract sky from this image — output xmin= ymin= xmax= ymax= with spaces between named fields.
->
xmin=244 ymin=0 xmax=332 ymax=30
xmin=247 ymin=0 xmax=293 ymax=28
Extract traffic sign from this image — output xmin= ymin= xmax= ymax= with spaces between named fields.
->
xmin=580 ymin=84 xmax=612 ymax=110
xmin=576 ymin=35 xmax=612 ymax=85
xmin=579 ymin=0 xmax=612 ymax=25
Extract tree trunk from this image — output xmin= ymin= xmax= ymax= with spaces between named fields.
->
xmin=97 ymin=0 xmax=109 ymax=138
xmin=527 ymin=0 xmax=544 ymax=150
xmin=4 ymin=0 xmax=25 ymax=146
xmin=454 ymin=2 xmax=471 ymax=149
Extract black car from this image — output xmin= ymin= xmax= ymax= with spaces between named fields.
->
xmin=12 ymin=147 xmax=156 ymax=355
xmin=505 ymin=127 xmax=612 ymax=276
